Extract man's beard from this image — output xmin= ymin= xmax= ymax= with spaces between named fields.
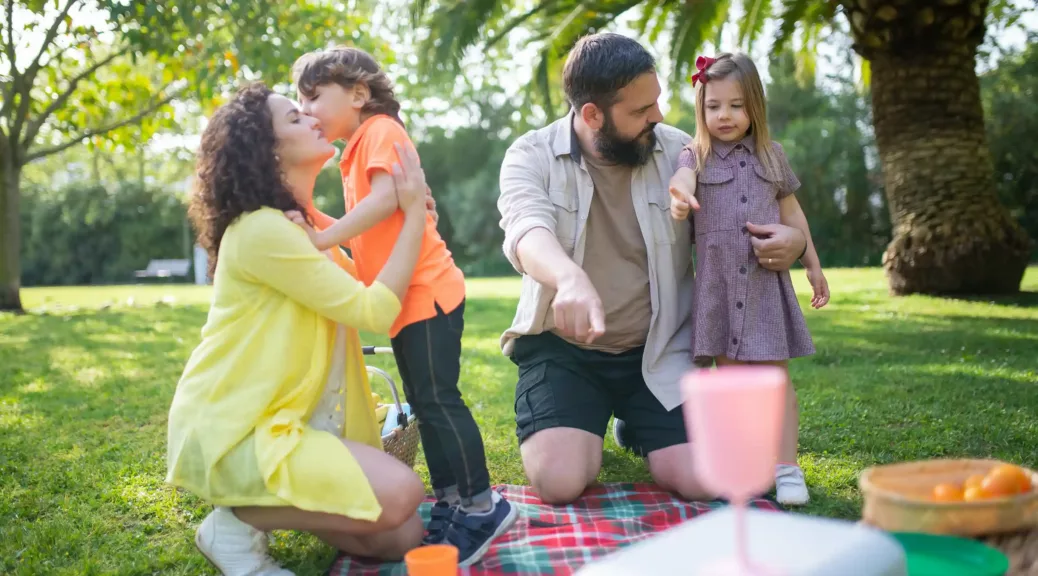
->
xmin=594 ymin=112 xmax=657 ymax=166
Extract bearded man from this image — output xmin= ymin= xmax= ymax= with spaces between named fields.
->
xmin=495 ymin=32 xmax=807 ymax=504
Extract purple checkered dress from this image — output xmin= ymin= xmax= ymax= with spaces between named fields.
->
xmin=678 ymin=135 xmax=815 ymax=362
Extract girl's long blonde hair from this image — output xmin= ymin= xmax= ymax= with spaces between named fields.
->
xmin=691 ymin=53 xmax=780 ymax=182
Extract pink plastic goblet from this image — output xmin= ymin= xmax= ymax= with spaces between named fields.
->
xmin=681 ymin=365 xmax=787 ymax=575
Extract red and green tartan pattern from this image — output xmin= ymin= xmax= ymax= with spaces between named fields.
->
xmin=326 ymin=483 xmax=783 ymax=576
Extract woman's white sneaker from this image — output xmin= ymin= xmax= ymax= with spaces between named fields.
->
xmin=194 ymin=507 xmax=295 ymax=576
xmin=775 ymin=465 xmax=809 ymax=506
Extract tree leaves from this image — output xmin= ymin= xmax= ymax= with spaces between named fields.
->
xmin=410 ymin=0 xmax=848 ymax=110
xmin=2 ymin=0 xmax=388 ymax=161
xmin=738 ymin=0 xmax=772 ymax=48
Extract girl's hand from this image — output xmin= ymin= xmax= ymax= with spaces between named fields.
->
xmin=392 ymin=142 xmax=428 ymax=214
xmin=806 ymin=266 xmax=830 ymax=309
xmin=668 ymin=167 xmax=699 ymax=220
xmin=284 ymin=210 xmax=320 ymax=247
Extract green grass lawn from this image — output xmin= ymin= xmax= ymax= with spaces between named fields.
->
xmin=2 ymin=267 xmax=1037 ymax=574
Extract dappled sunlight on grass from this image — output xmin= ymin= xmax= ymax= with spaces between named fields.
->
xmin=21 ymin=284 xmax=214 ymax=310
xmin=1 ymin=267 xmax=1036 ymax=573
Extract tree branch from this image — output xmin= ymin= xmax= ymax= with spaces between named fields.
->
xmin=24 ymin=0 xmax=79 ymax=82
xmin=40 ymin=24 xmax=118 ymax=71
xmin=25 ymin=88 xmax=178 ymax=163
xmin=20 ymin=47 xmax=128 ymax=148
xmin=13 ymin=0 xmax=79 ymax=138
xmin=1 ymin=0 xmax=18 ymax=121
xmin=4 ymin=0 xmax=15 ymax=69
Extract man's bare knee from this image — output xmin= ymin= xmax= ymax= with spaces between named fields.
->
xmin=648 ymin=444 xmax=714 ymax=502
xmin=521 ymin=428 xmax=602 ymax=505
xmin=530 ymin=471 xmax=589 ymax=505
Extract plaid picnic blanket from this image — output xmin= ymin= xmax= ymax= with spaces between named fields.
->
xmin=326 ymin=483 xmax=783 ymax=576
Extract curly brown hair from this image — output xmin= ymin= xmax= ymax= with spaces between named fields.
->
xmin=189 ymin=82 xmax=308 ymax=277
xmin=291 ymin=45 xmax=404 ymax=127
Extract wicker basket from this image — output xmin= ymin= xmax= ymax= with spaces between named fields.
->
xmin=985 ymin=527 xmax=1038 ymax=575
xmin=366 ymin=365 xmax=421 ymax=469
xmin=859 ymin=458 xmax=1038 ymax=537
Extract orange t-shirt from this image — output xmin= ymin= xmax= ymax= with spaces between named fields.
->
xmin=338 ymin=114 xmax=465 ymax=338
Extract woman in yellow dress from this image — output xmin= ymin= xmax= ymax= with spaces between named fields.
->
xmin=166 ymin=83 xmax=435 ymax=575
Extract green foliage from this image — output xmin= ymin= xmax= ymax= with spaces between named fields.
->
xmin=766 ymin=49 xmax=890 ymax=266
xmin=414 ymin=99 xmax=523 ymax=277
xmin=981 ymin=33 xmax=1038 ymax=259
xmin=409 ymin=0 xmax=843 ymax=115
xmin=20 ymin=181 xmax=190 ymax=286
xmin=10 ymin=0 xmax=389 ymax=155
xmin=2 ymin=0 xmax=400 ymax=309
xmin=411 ymin=0 xmax=1029 ymax=108
xmin=23 ymin=34 xmax=1038 ymax=288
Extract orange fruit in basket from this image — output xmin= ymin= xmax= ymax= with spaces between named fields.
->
xmin=981 ymin=464 xmax=1027 ymax=497
xmin=932 ymin=482 xmax=964 ymax=502
xmin=989 ymin=465 xmax=1028 ymax=493
xmin=1021 ymin=473 xmax=1034 ymax=493
xmin=964 ymin=474 xmax=985 ymax=492
xmin=963 ymin=485 xmax=987 ymax=501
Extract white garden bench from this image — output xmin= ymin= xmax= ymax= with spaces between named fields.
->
xmin=134 ymin=259 xmax=191 ymax=279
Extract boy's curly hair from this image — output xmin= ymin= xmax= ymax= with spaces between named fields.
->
xmin=291 ymin=45 xmax=404 ymax=126
xmin=189 ymin=82 xmax=308 ymax=277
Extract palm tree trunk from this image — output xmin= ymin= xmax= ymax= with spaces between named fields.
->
xmin=0 ymin=155 xmax=24 ymax=312
xmin=871 ymin=43 xmax=1032 ymax=295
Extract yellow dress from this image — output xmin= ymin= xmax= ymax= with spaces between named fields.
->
xmin=166 ymin=207 xmax=401 ymax=521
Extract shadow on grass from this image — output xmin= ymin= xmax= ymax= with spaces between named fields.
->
xmin=949 ymin=291 xmax=1038 ymax=308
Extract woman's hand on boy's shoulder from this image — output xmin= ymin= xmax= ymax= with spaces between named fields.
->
xmin=283 ymin=210 xmax=321 ymax=248
xmin=425 ymin=186 xmax=438 ymax=225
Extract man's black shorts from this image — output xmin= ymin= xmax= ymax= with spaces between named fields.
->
xmin=510 ymin=332 xmax=688 ymax=456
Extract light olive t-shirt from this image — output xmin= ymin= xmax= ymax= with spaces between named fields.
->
xmin=555 ymin=153 xmax=652 ymax=354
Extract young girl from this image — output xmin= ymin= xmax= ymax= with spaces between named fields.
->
xmin=669 ymin=53 xmax=830 ymax=506
xmin=286 ymin=46 xmax=517 ymax=566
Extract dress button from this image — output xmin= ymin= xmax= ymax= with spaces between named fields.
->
xmin=741 ymin=196 xmax=747 ymax=203
xmin=739 ymin=266 xmax=747 ymax=274
xmin=732 ymin=337 xmax=739 ymax=345
xmin=739 ymin=161 xmax=746 ymax=167
xmin=736 ymin=301 xmax=743 ymax=309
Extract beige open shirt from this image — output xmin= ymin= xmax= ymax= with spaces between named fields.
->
xmin=497 ymin=111 xmax=696 ymax=412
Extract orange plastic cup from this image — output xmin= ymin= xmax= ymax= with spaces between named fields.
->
xmin=404 ymin=544 xmax=459 ymax=575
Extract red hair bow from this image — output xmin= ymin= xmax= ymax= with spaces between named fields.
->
xmin=691 ymin=55 xmax=716 ymax=87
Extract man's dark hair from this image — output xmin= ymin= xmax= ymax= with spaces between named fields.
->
xmin=562 ymin=32 xmax=657 ymax=111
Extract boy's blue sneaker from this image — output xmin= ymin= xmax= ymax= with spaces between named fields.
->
xmin=443 ymin=493 xmax=518 ymax=567
xmin=422 ymin=500 xmax=455 ymax=545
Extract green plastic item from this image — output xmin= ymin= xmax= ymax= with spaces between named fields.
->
xmin=892 ymin=532 xmax=1010 ymax=576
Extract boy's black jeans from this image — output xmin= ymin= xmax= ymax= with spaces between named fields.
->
xmin=390 ymin=299 xmax=492 ymax=507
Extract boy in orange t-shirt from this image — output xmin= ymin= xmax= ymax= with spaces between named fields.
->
xmin=290 ymin=46 xmax=516 ymax=566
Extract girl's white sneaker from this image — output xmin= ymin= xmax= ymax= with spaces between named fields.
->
xmin=775 ymin=464 xmax=810 ymax=506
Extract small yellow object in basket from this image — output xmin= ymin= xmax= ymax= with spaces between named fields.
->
xmin=371 ymin=393 xmax=389 ymax=426
xmin=366 ymin=365 xmax=420 ymax=469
